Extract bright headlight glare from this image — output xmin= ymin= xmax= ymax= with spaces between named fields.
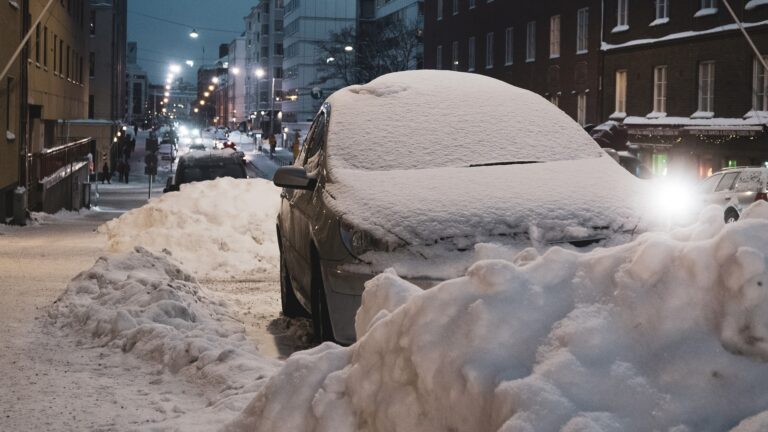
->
xmin=649 ymin=178 xmax=696 ymax=220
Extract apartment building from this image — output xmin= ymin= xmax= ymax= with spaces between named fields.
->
xmin=0 ymin=0 xmax=23 ymax=221
xmin=602 ymin=0 xmax=768 ymax=177
xmin=88 ymin=0 xmax=127 ymax=121
xmin=244 ymin=0 xmax=284 ymax=127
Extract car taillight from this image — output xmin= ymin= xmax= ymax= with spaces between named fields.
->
xmin=756 ymin=192 xmax=768 ymax=202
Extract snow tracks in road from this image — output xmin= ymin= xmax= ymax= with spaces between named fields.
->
xmin=227 ymin=202 xmax=768 ymax=432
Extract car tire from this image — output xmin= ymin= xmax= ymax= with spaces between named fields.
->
xmin=725 ymin=208 xmax=740 ymax=224
xmin=280 ymin=253 xmax=306 ymax=318
xmin=311 ymin=255 xmax=335 ymax=343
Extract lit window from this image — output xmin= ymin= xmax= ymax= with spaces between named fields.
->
xmin=549 ymin=16 xmax=560 ymax=58
xmin=615 ymin=69 xmax=627 ymax=113
xmin=577 ymin=93 xmax=587 ymax=126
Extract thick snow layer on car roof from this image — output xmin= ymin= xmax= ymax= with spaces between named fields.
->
xmin=326 ymin=155 xmax=648 ymax=246
xmin=324 ymin=70 xmax=603 ymax=171
xmin=226 ymin=202 xmax=768 ymax=432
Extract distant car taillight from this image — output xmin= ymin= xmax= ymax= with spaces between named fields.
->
xmin=756 ymin=192 xmax=768 ymax=202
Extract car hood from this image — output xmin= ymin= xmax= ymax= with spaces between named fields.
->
xmin=324 ymin=156 xmax=649 ymax=247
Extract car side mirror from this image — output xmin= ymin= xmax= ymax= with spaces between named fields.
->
xmin=273 ymin=166 xmax=317 ymax=190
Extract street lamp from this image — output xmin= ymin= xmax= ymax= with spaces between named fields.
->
xmin=344 ymin=45 xmax=354 ymax=52
xmin=211 ymin=76 xmax=219 ymax=84
xmin=189 ymin=29 xmax=199 ymax=39
xmin=231 ymin=67 xmax=240 ymax=75
xmin=185 ymin=60 xmax=195 ymax=67
xmin=169 ymin=64 xmax=182 ymax=74
xmin=326 ymin=57 xmax=335 ymax=64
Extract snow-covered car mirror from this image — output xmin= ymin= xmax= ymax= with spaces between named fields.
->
xmin=273 ymin=166 xmax=316 ymax=191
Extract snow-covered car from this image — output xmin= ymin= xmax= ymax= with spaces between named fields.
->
xmin=164 ymin=150 xmax=247 ymax=193
xmin=699 ymin=167 xmax=768 ymax=223
xmin=157 ymin=142 xmax=175 ymax=161
xmin=273 ymin=70 xmax=648 ymax=344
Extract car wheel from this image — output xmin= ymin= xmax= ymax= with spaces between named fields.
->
xmin=280 ymin=252 xmax=306 ymax=318
xmin=725 ymin=208 xmax=740 ymax=224
xmin=311 ymin=256 xmax=335 ymax=343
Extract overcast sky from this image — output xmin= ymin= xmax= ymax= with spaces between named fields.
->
xmin=127 ymin=0 xmax=253 ymax=84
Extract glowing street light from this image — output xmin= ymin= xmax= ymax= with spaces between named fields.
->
xmin=199 ymin=100 xmax=205 ymax=105
xmin=185 ymin=60 xmax=195 ymax=67
xmin=189 ymin=29 xmax=199 ymax=38
xmin=231 ymin=67 xmax=240 ymax=75
xmin=211 ymin=76 xmax=219 ymax=84
xmin=208 ymin=85 xmax=215 ymax=91
xmin=164 ymin=91 xmax=170 ymax=97
xmin=204 ymin=91 xmax=210 ymax=97
xmin=255 ymin=68 xmax=265 ymax=78
xmin=344 ymin=45 xmax=354 ymax=52
xmin=326 ymin=57 xmax=335 ymax=64
xmin=169 ymin=64 xmax=182 ymax=74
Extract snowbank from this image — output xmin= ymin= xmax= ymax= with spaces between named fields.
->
xmin=48 ymin=247 xmax=280 ymax=406
xmin=228 ymin=202 xmax=768 ymax=432
xmin=99 ymin=177 xmax=280 ymax=279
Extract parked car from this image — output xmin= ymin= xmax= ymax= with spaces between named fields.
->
xmin=158 ymin=142 xmax=175 ymax=162
xmin=272 ymin=70 xmax=648 ymax=344
xmin=164 ymin=150 xmax=247 ymax=192
xmin=699 ymin=167 xmax=768 ymax=223
xmin=188 ymin=143 xmax=207 ymax=152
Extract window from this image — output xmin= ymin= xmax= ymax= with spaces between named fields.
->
xmin=653 ymin=65 xmax=668 ymax=113
xmin=753 ymin=56 xmax=768 ymax=111
xmin=615 ymin=70 xmax=627 ymax=113
xmin=43 ymin=27 xmax=48 ymax=67
xmin=655 ymin=0 xmax=669 ymax=20
xmin=577 ymin=93 xmax=587 ymax=125
xmin=696 ymin=0 xmax=717 ymax=16
xmin=436 ymin=45 xmax=442 ymax=70
xmin=526 ymin=21 xmax=536 ymax=62
xmin=701 ymin=0 xmax=716 ymax=9
xmin=577 ymin=8 xmax=589 ymax=53
xmin=486 ymin=32 xmax=494 ymax=68
xmin=89 ymin=10 xmax=95 ymax=35
xmin=89 ymin=51 xmax=94 ymax=78
xmin=53 ymin=34 xmax=58 ymax=74
xmin=58 ymin=39 xmax=63 ymax=76
xmin=549 ymin=16 xmax=560 ymax=58
xmin=505 ymin=27 xmax=513 ymax=65
xmin=468 ymin=36 xmax=476 ymax=71
xmin=469 ymin=0 xmax=475 ymax=9
xmin=35 ymin=24 xmax=40 ymax=64
xmin=452 ymin=41 xmax=458 ymax=70
xmin=437 ymin=0 xmax=443 ymax=20
xmin=698 ymin=61 xmax=715 ymax=113
xmin=550 ymin=95 xmax=559 ymax=106
xmin=652 ymin=153 xmax=668 ymax=177
xmin=617 ymin=0 xmax=628 ymax=27
xmin=453 ymin=0 xmax=458 ymax=15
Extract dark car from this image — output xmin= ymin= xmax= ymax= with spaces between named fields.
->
xmin=164 ymin=150 xmax=247 ymax=192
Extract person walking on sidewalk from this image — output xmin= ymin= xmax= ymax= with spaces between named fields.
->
xmin=269 ymin=134 xmax=276 ymax=159
xmin=123 ymin=160 xmax=131 ymax=184
xmin=101 ymin=160 xmax=111 ymax=184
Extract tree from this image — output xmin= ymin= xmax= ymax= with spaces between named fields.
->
xmin=314 ymin=19 xmax=423 ymax=87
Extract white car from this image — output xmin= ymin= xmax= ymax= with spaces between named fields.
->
xmin=273 ymin=70 xmax=649 ymax=344
xmin=158 ymin=142 xmax=175 ymax=161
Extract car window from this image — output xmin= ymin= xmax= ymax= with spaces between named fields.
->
xmin=700 ymin=174 xmax=723 ymax=193
xmin=734 ymin=170 xmax=765 ymax=192
xmin=179 ymin=162 xmax=245 ymax=184
xmin=295 ymin=114 xmax=320 ymax=167
xmin=715 ymin=172 xmax=740 ymax=192
xmin=304 ymin=113 xmax=326 ymax=172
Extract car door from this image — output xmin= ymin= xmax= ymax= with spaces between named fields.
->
xmin=712 ymin=171 xmax=741 ymax=207
xmin=282 ymin=110 xmax=327 ymax=304
xmin=732 ymin=169 xmax=763 ymax=210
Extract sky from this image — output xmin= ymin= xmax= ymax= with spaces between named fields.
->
xmin=126 ymin=0 xmax=253 ymax=84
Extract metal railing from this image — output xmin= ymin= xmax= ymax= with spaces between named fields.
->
xmin=31 ymin=137 xmax=93 ymax=181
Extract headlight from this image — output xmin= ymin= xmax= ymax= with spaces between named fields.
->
xmin=340 ymin=220 xmax=387 ymax=257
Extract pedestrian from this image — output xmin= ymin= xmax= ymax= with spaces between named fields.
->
xmin=133 ymin=124 xmax=138 ymax=136
xmin=101 ymin=160 xmax=111 ymax=184
xmin=124 ymin=159 xmax=131 ymax=184
xmin=123 ymin=142 xmax=132 ymax=161
xmin=292 ymin=131 xmax=301 ymax=164
xmin=269 ymin=134 xmax=276 ymax=159
xmin=116 ymin=159 xmax=126 ymax=183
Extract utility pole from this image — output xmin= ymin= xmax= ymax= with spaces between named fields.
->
xmin=269 ymin=77 xmax=275 ymax=139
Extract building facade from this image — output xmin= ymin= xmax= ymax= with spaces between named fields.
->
xmin=125 ymin=42 xmax=149 ymax=125
xmin=0 ymin=0 xmax=23 ymax=220
xmin=88 ymin=0 xmax=126 ymax=121
xmin=282 ymin=0 xmax=357 ymax=128
xmin=424 ymin=0 xmax=603 ymax=127
xmin=602 ymin=0 xmax=768 ymax=178
xmin=227 ymin=37 xmax=247 ymax=128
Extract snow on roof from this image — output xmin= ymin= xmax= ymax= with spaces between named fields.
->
xmin=324 ymin=70 xmax=603 ymax=172
xmin=227 ymin=202 xmax=768 ymax=431
xmin=624 ymin=112 xmax=768 ymax=128
xmin=602 ymin=20 xmax=768 ymax=51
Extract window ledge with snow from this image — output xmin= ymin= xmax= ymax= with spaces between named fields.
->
xmin=611 ymin=25 xmax=629 ymax=33
xmin=691 ymin=111 xmax=714 ymax=119
xmin=646 ymin=111 xmax=667 ymax=119
xmin=609 ymin=111 xmax=627 ymax=121
xmin=8 ymin=0 xmax=19 ymax=8
xmin=694 ymin=8 xmax=718 ymax=18
xmin=746 ymin=0 xmax=768 ymax=11
xmin=649 ymin=17 xmax=669 ymax=26
xmin=744 ymin=110 xmax=768 ymax=120
xmin=6 ymin=130 xmax=15 ymax=141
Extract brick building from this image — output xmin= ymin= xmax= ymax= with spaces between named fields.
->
xmin=602 ymin=0 xmax=768 ymax=178
xmin=423 ymin=0 xmax=603 ymax=126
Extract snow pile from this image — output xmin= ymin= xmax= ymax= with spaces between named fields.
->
xmin=228 ymin=202 xmax=768 ymax=432
xmin=48 ymin=247 xmax=279 ymax=406
xmin=99 ymin=177 xmax=280 ymax=279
